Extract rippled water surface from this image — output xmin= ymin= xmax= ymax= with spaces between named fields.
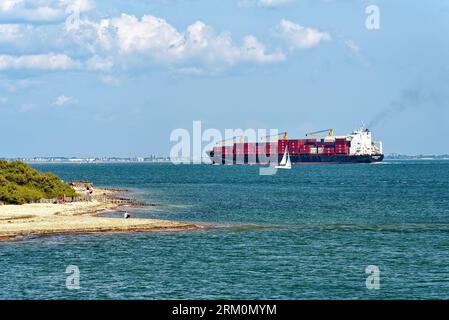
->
xmin=1 ymin=161 xmax=449 ymax=299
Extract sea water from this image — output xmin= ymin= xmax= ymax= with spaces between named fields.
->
xmin=1 ymin=161 xmax=449 ymax=299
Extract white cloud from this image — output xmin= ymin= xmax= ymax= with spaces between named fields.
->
xmin=86 ymin=55 xmax=113 ymax=71
xmin=343 ymin=39 xmax=361 ymax=54
xmin=53 ymin=95 xmax=74 ymax=106
xmin=0 ymin=76 xmax=41 ymax=91
xmin=171 ymin=66 xmax=216 ymax=77
xmin=100 ymin=75 xmax=120 ymax=86
xmin=0 ymin=13 xmax=310 ymax=74
xmin=0 ymin=23 xmax=23 ymax=42
xmin=0 ymin=23 xmax=35 ymax=46
xmin=0 ymin=21 xmax=89 ymax=53
xmin=0 ymin=0 xmax=24 ymax=12
xmin=0 ymin=53 xmax=81 ymax=70
xmin=239 ymin=0 xmax=293 ymax=8
xmin=60 ymin=0 xmax=93 ymax=12
xmin=0 ymin=0 xmax=94 ymax=22
xmin=276 ymin=19 xmax=330 ymax=50
xmin=91 ymin=14 xmax=285 ymax=66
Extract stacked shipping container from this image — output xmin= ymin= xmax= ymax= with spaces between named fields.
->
xmin=335 ymin=138 xmax=350 ymax=155
xmin=301 ymin=140 xmax=317 ymax=155
xmin=324 ymin=142 xmax=335 ymax=155
xmin=211 ymin=137 xmax=351 ymax=157
xmin=278 ymin=139 xmax=288 ymax=154
xmin=288 ymin=139 xmax=301 ymax=155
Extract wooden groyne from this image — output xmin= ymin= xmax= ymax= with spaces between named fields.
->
xmin=35 ymin=184 xmax=149 ymax=207
xmin=104 ymin=197 xmax=147 ymax=206
xmin=38 ymin=195 xmax=147 ymax=206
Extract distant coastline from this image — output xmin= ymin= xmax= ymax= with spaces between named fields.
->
xmin=384 ymin=154 xmax=449 ymax=161
xmin=2 ymin=154 xmax=449 ymax=164
xmin=0 ymin=157 xmax=172 ymax=164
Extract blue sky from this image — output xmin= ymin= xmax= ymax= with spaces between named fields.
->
xmin=0 ymin=0 xmax=448 ymax=157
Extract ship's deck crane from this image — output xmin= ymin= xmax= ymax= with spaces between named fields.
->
xmin=215 ymin=136 xmax=242 ymax=146
xmin=305 ymin=129 xmax=334 ymax=138
xmin=259 ymin=132 xmax=288 ymax=142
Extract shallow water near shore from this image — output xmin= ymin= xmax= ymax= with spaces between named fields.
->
xmin=1 ymin=161 xmax=449 ymax=299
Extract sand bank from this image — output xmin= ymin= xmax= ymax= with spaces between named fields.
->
xmin=0 ymin=189 xmax=200 ymax=241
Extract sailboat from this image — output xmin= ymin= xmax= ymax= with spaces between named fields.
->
xmin=275 ymin=146 xmax=292 ymax=169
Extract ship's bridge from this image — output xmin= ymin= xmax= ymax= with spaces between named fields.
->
xmin=348 ymin=129 xmax=383 ymax=156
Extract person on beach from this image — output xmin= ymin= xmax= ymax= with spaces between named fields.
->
xmin=124 ymin=211 xmax=130 ymax=219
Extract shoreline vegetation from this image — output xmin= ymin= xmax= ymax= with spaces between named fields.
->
xmin=0 ymin=160 xmax=77 ymax=205
xmin=0 ymin=161 xmax=202 ymax=241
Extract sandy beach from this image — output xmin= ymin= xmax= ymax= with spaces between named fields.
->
xmin=0 ymin=188 xmax=200 ymax=241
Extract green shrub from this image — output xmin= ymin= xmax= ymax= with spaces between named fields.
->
xmin=0 ymin=160 xmax=77 ymax=204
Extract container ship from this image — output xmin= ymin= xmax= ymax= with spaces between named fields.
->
xmin=208 ymin=128 xmax=384 ymax=165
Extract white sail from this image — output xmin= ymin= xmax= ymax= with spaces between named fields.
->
xmin=275 ymin=147 xmax=292 ymax=169
xmin=279 ymin=147 xmax=288 ymax=166
xmin=285 ymin=152 xmax=292 ymax=169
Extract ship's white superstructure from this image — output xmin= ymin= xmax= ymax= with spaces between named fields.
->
xmin=347 ymin=128 xmax=382 ymax=156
